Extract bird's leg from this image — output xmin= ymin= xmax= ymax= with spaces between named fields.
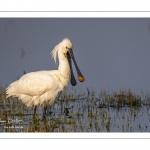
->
xmin=57 ymin=91 xmax=62 ymax=100
xmin=42 ymin=106 xmax=47 ymax=118
xmin=44 ymin=106 xmax=47 ymax=115
xmin=33 ymin=106 xmax=37 ymax=116
xmin=57 ymin=91 xmax=63 ymax=115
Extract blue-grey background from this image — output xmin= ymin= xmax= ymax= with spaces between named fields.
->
xmin=1 ymin=18 xmax=150 ymax=94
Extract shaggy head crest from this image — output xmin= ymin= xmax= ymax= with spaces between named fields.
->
xmin=50 ymin=38 xmax=72 ymax=63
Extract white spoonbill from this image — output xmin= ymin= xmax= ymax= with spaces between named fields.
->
xmin=6 ymin=38 xmax=84 ymax=117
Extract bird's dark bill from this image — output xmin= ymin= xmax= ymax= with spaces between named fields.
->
xmin=67 ymin=55 xmax=77 ymax=86
xmin=67 ymin=49 xmax=85 ymax=85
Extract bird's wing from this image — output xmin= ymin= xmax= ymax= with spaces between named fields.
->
xmin=11 ymin=71 xmax=60 ymax=96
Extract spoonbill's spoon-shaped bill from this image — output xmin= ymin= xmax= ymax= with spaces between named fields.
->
xmin=67 ymin=49 xmax=85 ymax=86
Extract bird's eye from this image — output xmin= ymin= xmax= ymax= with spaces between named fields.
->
xmin=66 ymin=47 xmax=68 ymax=49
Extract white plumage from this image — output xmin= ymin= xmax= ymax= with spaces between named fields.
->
xmin=6 ymin=38 xmax=84 ymax=116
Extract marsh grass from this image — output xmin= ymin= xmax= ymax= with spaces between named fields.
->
xmin=0 ymin=86 xmax=150 ymax=132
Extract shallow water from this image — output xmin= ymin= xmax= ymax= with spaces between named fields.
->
xmin=0 ymin=88 xmax=150 ymax=132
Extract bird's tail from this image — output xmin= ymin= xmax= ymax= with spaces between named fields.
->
xmin=6 ymin=81 xmax=17 ymax=98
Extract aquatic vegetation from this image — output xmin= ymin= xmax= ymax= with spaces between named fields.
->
xmin=0 ymin=86 xmax=150 ymax=132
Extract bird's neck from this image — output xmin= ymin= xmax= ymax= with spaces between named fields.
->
xmin=57 ymin=57 xmax=71 ymax=87
xmin=58 ymin=59 xmax=70 ymax=77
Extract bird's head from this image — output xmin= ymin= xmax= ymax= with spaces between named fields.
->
xmin=51 ymin=38 xmax=85 ymax=86
xmin=61 ymin=38 xmax=73 ymax=55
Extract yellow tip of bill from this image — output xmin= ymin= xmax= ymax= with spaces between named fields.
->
xmin=78 ymin=76 xmax=85 ymax=82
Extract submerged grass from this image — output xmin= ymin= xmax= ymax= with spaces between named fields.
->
xmin=0 ymin=86 xmax=150 ymax=132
